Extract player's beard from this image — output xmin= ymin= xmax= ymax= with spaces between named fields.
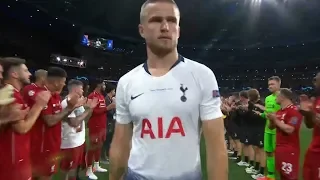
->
xmin=147 ymin=39 xmax=176 ymax=57
xmin=19 ymin=77 xmax=30 ymax=86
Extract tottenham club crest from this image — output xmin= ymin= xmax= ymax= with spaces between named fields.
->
xmin=180 ymin=84 xmax=188 ymax=102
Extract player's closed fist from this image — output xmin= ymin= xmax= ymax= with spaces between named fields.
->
xmin=0 ymin=84 xmax=15 ymax=105
xmin=35 ymin=91 xmax=52 ymax=107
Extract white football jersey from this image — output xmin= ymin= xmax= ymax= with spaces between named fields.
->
xmin=60 ymin=98 xmax=86 ymax=149
xmin=116 ymin=55 xmax=223 ymax=180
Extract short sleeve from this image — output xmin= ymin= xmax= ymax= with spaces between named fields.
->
xmin=115 ymin=78 xmax=131 ymax=124
xmin=199 ymin=67 xmax=223 ymax=121
xmin=286 ymin=109 xmax=302 ymax=128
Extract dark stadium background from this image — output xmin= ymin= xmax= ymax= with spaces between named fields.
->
xmin=0 ymin=0 xmax=319 ymax=179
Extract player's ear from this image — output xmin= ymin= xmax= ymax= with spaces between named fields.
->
xmin=138 ymin=24 xmax=145 ymax=39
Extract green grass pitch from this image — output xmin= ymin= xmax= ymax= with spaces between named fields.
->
xmin=53 ymin=124 xmax=312 ymax=180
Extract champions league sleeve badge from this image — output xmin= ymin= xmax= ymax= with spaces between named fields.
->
xmin=212 ymin=90 xmax=220 ymax=98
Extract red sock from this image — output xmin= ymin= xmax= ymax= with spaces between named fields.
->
xmin=94 ymin=149 xmax=101 ymax=162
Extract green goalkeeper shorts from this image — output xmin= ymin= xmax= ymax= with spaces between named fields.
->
xmin=264 ymin=132 xmax=276 ymax=153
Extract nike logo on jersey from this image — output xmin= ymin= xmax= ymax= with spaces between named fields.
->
xmin=131 ymin=93 xmax=144 ymax=100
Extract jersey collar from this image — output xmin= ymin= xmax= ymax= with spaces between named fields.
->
xmin=143 ymin=54 xmax=185 ymax=75
xmin=31 ymin=83 xmax=37 ymax=87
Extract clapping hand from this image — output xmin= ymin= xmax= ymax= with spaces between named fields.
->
xmin=86 ymin=98 xmax=99 ymax=109
xmin=75 ymin=96 xmax=87 ymax=108
xmin=67 ymin=93 xmax=81 ymax=110
xmin=35 ymin=91 xmax=52 ymax=107
xmin=266 ymin=113 xmax=276 ymax=122
xmin=0 ymin=84 xmax=15 ymax=105
xmin=299 ymin=94 xmax=313 ymax=115
xmin=0 ymin=104 xmax=29 ymax=125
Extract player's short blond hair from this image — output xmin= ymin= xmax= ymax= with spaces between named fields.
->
xmin=139 ymin=0 xmax=180 ymax=23
xmin=279 ymin=88 xmax=294 ymax=101
xmin=268 ymin=76 xmax=281 ymax=83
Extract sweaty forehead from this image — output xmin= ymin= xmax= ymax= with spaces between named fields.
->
xmin=143 ymin=2 xmax=180 ymax=19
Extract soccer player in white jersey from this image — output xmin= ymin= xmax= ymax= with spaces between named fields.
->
xmin=109 ymin=0 xmax=228 ymax=179
xmin=60 ymin=79 xmax=98 ymax=180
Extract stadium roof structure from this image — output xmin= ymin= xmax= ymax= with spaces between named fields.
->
xmin=18 ymin=0 xmax=320 ymax=48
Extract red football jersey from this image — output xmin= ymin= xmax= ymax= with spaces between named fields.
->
xmin=31 ymin=93 xmax=62 ymax=154
xmin=0 ymin=88 xmax=31 ymax=178
xmin=22 ymin=83 xmax=47 ymax=107
xmin=275 ymin=104 xmax=303 ymax=151
xmin=308 ymin=97 xmax=320 ymax=152
xmin=88 ymin=91 xmax=107 ymax=129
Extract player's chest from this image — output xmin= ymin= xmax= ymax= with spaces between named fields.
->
xmin=50 ymin=98 xmax=62 ymax=114
xmin=265 ymin=100 xmax=278 ymax=109
xmin=276 ymin=111 xmax=288 ymax=123
xmin=128 ymin=79 xmax=200 ymax=117
xmin=97 ymin=96 xmax=106 ymax=108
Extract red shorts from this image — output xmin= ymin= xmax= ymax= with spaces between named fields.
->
xmin=31 ymin=150 xmax=60 ymax=177
xmin=88 ymin=127 xmax=106 ymax=146
xmin=0 ymin=161 xmax=32 ymax=180
xmin=303 ymin=149 xmax=320 ymax=180
xmin=60 ymin=144 xmax=85 ymax=171
xmin=275 ymin=149 xmax=299 ymax=179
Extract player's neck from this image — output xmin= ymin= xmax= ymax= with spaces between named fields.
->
xmin=34 ymin=81 xmax=44 ymax=87
xmin=4 ymin=79 xmax=22 ymax=91
xmin=280 ymin=100 xmax=292 ymax=109
xmin=146 ymin=48 xmax=179 ymax=70
xmin=44 ymin=83 xmax=56 ymax=93
xmin=272 ymin=90 xmax=279 ymax=95
xmin=94 ymin=88 xmax=101 ymax=94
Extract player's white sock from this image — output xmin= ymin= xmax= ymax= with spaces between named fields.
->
xmin=86 ymin=166 xmax=98 ymax=180
xmin=94 ymin=162 xmax=108 ymax=172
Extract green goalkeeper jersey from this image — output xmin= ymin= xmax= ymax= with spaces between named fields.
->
xmin=261 ymin=93 xmax=281 ymax=134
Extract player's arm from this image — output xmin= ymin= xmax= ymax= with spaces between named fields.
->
xmin=42 ymin=105 xmax=73 ymax=127
xmin=109 ymin=79 xmax=132 ymax=180
xmin=61 ymin=100 xmax=93 ymax=127
xmin=12 ymin=103 xmax=44 ymax=134
xmin=274 ymin=111 xmax=301 ymax=134
xmin=200 ymin=68 xmax=228 ymax=180
xmin=67 ymin=108 xmax=92 ymax=127
xmin=259 ymin=100 xmax=267 ymax=119
xmin=107 ymin=101 xmax=116 ymax=111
